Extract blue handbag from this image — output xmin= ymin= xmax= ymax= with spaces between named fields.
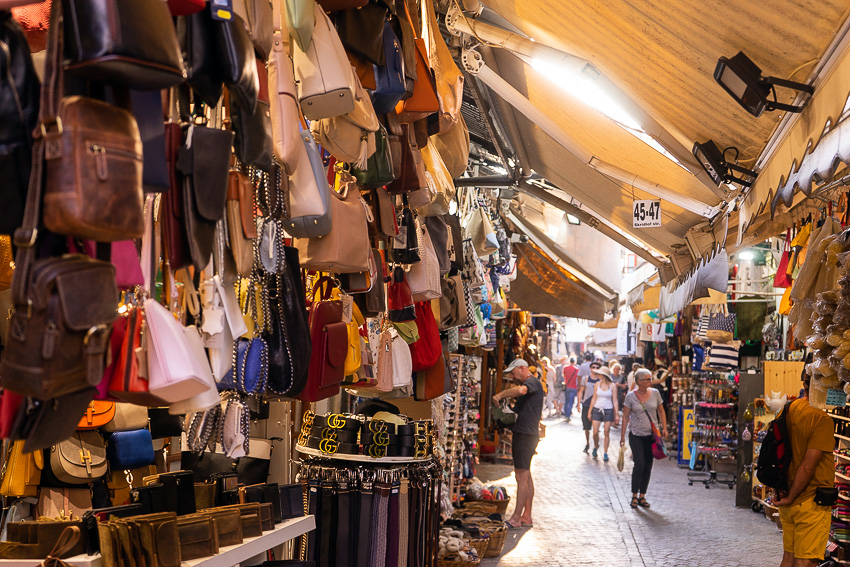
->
xmin=218 ymin=337 xmax=269 ymax=394
xmin=106 ymin=429 xmax=155 ymax=470
xmin=371 ymin=22 xmax=406 ymax=115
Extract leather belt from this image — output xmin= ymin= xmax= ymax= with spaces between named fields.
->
xmin=356 ymin=481 xmax=372 ymax=567
xmin=361 ymin=445 xmax=414 ymax=458
xmin=360 ymin=419 xmax=397 ymax=436
xmin=360 ymin=432 xmax=415 ymax=447
xmin=316 ymin=413 xmax=361 ymax=432
xmin=310 ymin=425 xmax=358 ymax=444
xmin=306 ymin=436 xmax=360 ymax=455
xmin=397 ymin=421 xmax=430 ymax=436
xmin=385 ymin=481 xmax=400 ymax=567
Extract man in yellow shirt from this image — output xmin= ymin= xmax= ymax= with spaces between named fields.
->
xmin=775 ymin=375 xmax=836 ymax=567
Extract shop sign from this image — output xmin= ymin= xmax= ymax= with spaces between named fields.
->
xmin=678 ymin=406 xmax=695 ymax=466
xmin=632 ymin=199 xmax=661 ymax=228
xmin=826 ymin=388 xmax=846 ymax=408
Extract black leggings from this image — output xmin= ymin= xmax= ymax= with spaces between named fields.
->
xmin=629 ymin=433 xmax=655 ymax=494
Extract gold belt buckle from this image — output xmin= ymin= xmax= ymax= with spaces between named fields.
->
xmin=321 ymin=428 xmax=339 ymax=441
xmin=302 ymin=410 xmax=315 ymax=429
xmin=327 ymin=413 xmax=345 ymax=429
xmin=368 ymin=445 xmax=387 ymax=458
xmin=319 ymin=438 xmax=339 ymax=455
xmin=373 ymin=431 xmax=390 ymax=446
xmin=369 ymin=419 xmax=387 ymax=434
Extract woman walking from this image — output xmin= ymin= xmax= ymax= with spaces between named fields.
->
xmin=620 ymin=368 xmax=668 ymax=509
xmin=588 ymin=366 xmax=618 ymax=461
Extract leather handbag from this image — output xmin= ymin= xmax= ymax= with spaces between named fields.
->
xmin=311 ymin=76 xmax=379 ymax=168
xmin=264 ymin=247 xmax=312 ymax=398
xmin=108 ymin=306 xmax=169 ymax=407
xmin=178 ymin=9 xmax=224 ymax=107
xmin=167 ymin=0 xmax=206 ymax=16
xmin=177 ymin=515 xmax=219 ymax=560
xmin=106 ymin=429 xmax=156 ymax=470
xmin=16 ymin=389 xmax=97 ymax=453
xmin=145 ymin=298 xmax=215 ymax=403
xmin=226 ymin=168 xmax=257 ymax=276
xmin=413 ymin=350 xmax=453 ymax=401
xmin=215 ymin=14 xmax=260 ymax=113
xmin=103 ymin=403 xmax=150 ymax=432
xmin=467 ymin=205 xmax=498 ymax=258
xmin=299 ymin=278 xmax=347 ymax=402
xmin=391 ymin=206 xmax=420 ymax=263
xmin=371 ymin=21 xmax=406 ymax=116
xmin=407 ymin=218 xmax=441 ymax=302
xmin=0 ymin=440 xmax=43 ymax=497
xmin=385 ymin=125 xmax=427 ymax=195
xmin=181 ymin=439 xmax=272 ymax=485
xmin=417 ymin=139 xmax=454 ymax=216
xmin=439 ymin=275 xmax=465 ymax=329
xmin=421 ymin=0 xmax=463 ymax=131
xmin=424 ymin=215 xmax=450 ymax=275
xmin=353 ymin=248 xmax=386 ymax=318
xmin=77 ymin=400 xmax=116 ymax=430
xmin=62 ymin=0 xmax=186 ymax=90
xmin=388 ymin=265 xmax=416 ymax=322
xmin=0 ymin=11 xmax=39 ymax=236
xmin=234 ymin=0 xmax=274 ymax=60
xmin=431 ymin=111 xmax=469 ymax=178
xmin=0 ymin=388 xmax=24 ymax=439
xmin=268 ymin=4 xmax=302 ymax=171
xmin=36 ymin=486 xmax=93 ymax=519
xmin=284 ymin=130 xmax=333 ymax=238
xmin=48 ymin=431 xmax=108 ymax=485
xmin=352 ymin=124 xmax=395 ymax=188
xmin=230 ymin=60 xmax=275 ymax=172
xmin=394 ymin=2 xmax=438 ymax=123
xmin=294 ymin=172 xmax=372 ymax=274
xmin=218 ymin=337 xmax=270 ymax=395
xmin=177 ymin=123 xmax=234 ymax=270
xmin=409 ymin=301 xmax=441 ymax=371
xmin=148 ymin=407 xmax=185 ymax=439
xmin=292 ymin=3 xmax=356 ymax=120
xmin=166 ymin=322 xmax=219 ymax=414
xmin=349 ymin=50 xmax=377 ymax=90
xmin=336 ymin=2 xmax=387 ymax=65
xmin=285 ymin=0 xmax=314 ymax=52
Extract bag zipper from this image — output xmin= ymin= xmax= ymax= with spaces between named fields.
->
xmin=89 ymin=143 xmax=142 ymax=181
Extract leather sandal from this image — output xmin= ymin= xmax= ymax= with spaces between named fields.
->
xmin=630 ymin=497 xmax=639 ymax=508
xmin=638 ymin=497 xmax=651 ymax=508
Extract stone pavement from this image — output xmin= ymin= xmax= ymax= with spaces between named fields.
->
xmin=474 ymin=415 xmax=783 ymax=567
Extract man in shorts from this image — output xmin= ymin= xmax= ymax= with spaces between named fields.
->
xmin=775 ymin=374 xmax=835 ymax=566
xmin=493 ymin=358 xmax=543 ymax=529
xmin=577 ymin=360 xmax=602 ymax=453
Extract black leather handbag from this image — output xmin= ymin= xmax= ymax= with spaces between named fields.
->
xmin=62 ymin=0 xmax=185 ymax=89
xmin=215 ymin=15 xmax=259 ymax=113
xmin=176 ymin=125 xmax=233 ymax=270
xmin=230 ymin=63 xmax=274 ymax=173
xmin=336 ymin=2 xmax=388 ymax=66
xmin=0 ymin=12 xmax=39 ymax=235
xmin=264 ymin=246 xmax=311 ymax=398
xmin=177 ymin=9 xmax=224 ymax=107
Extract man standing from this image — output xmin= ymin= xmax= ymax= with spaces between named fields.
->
xmin=493 ymin=358 xmax=543 ymax=529
xmin=562 ymin=357 xmax=580 ymax=421
xmin=578 ymin=353 xmax=593 ymax=382
xmin=774 ymin=374 xmax=835 ymax=567
xmin=577 ymin=360 xmax=602 ymax=453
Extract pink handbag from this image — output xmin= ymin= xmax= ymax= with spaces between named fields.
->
xmin=72 ymin=239 xmax=144 ymax=290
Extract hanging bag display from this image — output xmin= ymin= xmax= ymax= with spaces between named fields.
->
xmin=229 ymin=60 xmax=275 ymax=172
xmin=226 ymin=167 xmax=257 ymax=276
xmin=388 ymin=266 xmax=416 ymax=322
xmin=705 ymin=310 xmax=736 ymax=344
xmin=394 ymin=0 xmax=438 ymax=123
xmin=371 ymin=21 xmax=407 ymax=116
xmin=311 ymin=76 xmax=379 ymax=168
xmin=407 ymin=218 xmax=441 ymax=302
xmin=774 ymin=229 xmax=793 ymax=288
xmin=48 ymin=431 xmax=108 ymax=485
xmin=268 ymin=0 xmax=303 ymax=171
xmin=215 ymin=13 xmax=260 ymax=113
xmin=392 ymin=206 xmax=420 ymax=264
xmin=292 ymin=3 xmax=356 ymax=120
xmin=413 ymin=350 xmax=453 ymax=401
xmin=421 ymin=0 xmax=463 ymax=131
xmin=299 ymin=277 xmax=347 ymax=402
xmin=284 ymin=130 xmax=333 ymax=238
xmin=284 ymin=0 xmax=315 ymax=52
xmin=409 ymin=301 xmax=441 ymax=372
xmin=335 ymin=2 xmax=387 ymax=65
xmin=0 ymin=440 xmax=43 ymax=497
xmin=416 ymin=140 xmax=454 ymax=217
xmin=178 ymin=8 xmax=224 ymax=107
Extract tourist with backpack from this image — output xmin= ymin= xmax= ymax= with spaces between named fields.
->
xmin=767 ymin=373 xmax=835 ymax=567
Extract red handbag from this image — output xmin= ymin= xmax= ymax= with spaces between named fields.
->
xmin=94 ymin=314 xmax=126 ymax=401
xmin=108 ymin=306 xmax=168 ymax=406
xmin=299 ymin=278 xmax=348 ymax=402
xmin=388 ymin=266 xmax=416 ymax=322
xmin=414 ymin=351 xmax=455 ymax=401
xmin=409 ymin=301 xmax=441 ymax=372
xmin=0 ymin=389 xmax=24 ymax=439
xmin=166 ymin=0 xmax=205 ymax=15
xmin=773 ymin=229 xmax=793 ymax=288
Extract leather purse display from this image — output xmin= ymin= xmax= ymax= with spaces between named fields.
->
xmin=292 ymin=3 xmax=356 ymax=120
xmin=215 ymin=14 xmax=260 ymax=113
xmin=97 ymin=512 xmax=181 ymax=567
xmin=218 ymin=337 xmax=270 ymax=395
xmin=424 ymin=215 xmax=450 ymax=275
xmin=240 ymin=482 xmax=282 ymax=523
xmin=409 ymin=301 xmax=441 ymax=371
xmin=439 ymin=275 xmax=466 ymax=330
xmin=417 ymin=139 xmax=455 ymax=216
xmin=0 ymin=521 xmax=86 ymax=559
xmin=394 ymin=2 xmax=439 ymax=123
xmin=106 ymin=429 xmax=155 ymax=470
xmin=226 ymin=168 xmax=257 ymax=276
xmin=299 ymin=277 xmax=347 ymax=402
xmin=48 ymin=431 xmax=108 ymax=485
xmin=82 ymin=505 xmax=144 ymax=555
xmin=385 ymin=125 xmax=426 ymax=196
xmin=284 ymin=130 xmax=333 ymax=238
xmin=176 ymin=123 xmax=234 ymax=270
xmin=177 ymin=514 xmax=219 ymax=560
xmin=108 ymin=306 xmax=169 ymax=407
xmin=391 ymin=206 xmax=420 ymax=263
xmin=388 ymin=265 xmax=416 ymax=322
xmin=336 ymin=2 xmax=387 ymax=66
xmin=131 ymin=483 xmax=168 ymax=514
xmin=294 ymin=172 xmax=372 ymax=274
xmin=268 ymin=5 xmax=301 ymax=171
xmin=413 ymin=350 xmax=453 ymax=401
xmin=178 ymin=8 xmax=224 ymax=107
xmin=181 ymin=438 xmax=272 ymax=486
xmin=407 ymin=218 xmax=441 ymax=302
xmin=352 ymin=124 xmax=395 ymax=188
xmin=311 ymin=76 xmax=379 ymax=168
xmin=61 ymin=0 xmax=185 ymax=89
xmin=371 ymin=21 xmax=406 ymax=115
xmin=143 ymin=470 xmax=197 ymax=516
xmin=0 ymin=440 xmax=43 ymax=497
xmin=353 ymin=249 xmax=387 ymax=318
xmin=36 ymin=486 xmax=93 ymax=519
xmin=216 ymin=503 xmax=264 ymax=537
xmin=77 ymin=400 xmax=116 ymax=430
xmin=230 ymin=59 xmax=275 ymax=172
xmin=103 ymin=403 xmax=150 ymax=432
xmin=187 ymin=508 xmax=243 ymax=547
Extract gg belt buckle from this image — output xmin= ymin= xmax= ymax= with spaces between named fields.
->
xmin=373 ymin=431 xmax=390 ymax=447
xmin=321 ymin=428 xmax=339 ymax=441
xmin=369 ymin=420 xmax=387 ymax=434
xmin=318 ymin=438 xmax=339 ymax=455
xmin=297 ymin=431 xmax=310 ymax=447
xmin=327 ymin=413 xmax=345 ymax=429
xmin=302 ymin=410 xmax=315 ymax=429
xmin=368 ymin=444 xmax=387 ymax=458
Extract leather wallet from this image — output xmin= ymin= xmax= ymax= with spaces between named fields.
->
xmin=278 ymin=483 xmax=305 ymax=520
xmin=194 ymin=482 xmax=216 ymax=510
xmin=185 ymin=508 xmax=243 ymax=547
xmin=216 ymin=503 xmax=263 ymax=538
xmin=177 ymin=514 xmax=219 ymax=560
xmin=130 ymin=483 xmax=168 ymax=515
xmin=143 ymin=470 xmax=197 ymax=515
xmin=83 ymin=504 xmax=144 ymax=555
xmin=98 ymin=512 xmax=181 ymax=567
xmin=240 ymin=482 xmax=282 ymax=523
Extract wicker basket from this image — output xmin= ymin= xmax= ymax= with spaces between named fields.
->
xmin=465 ymin=497 xmax=510 ymax=515
xmin=481 ymin=523 xmax=507 ymax=558
xmin=466 ymin=536 xmax=490 ymax=559
xmin=438 ymin=553 xmax=481 ymax=567
xmin=459 ymin=501 xmax=500 ymax=516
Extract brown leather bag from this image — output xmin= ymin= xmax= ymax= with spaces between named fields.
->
xmin=176 ymin=515 xmax=219 ymax=560
xmin=394 ymin=1 xmax=438 ymax=123
xmin=226 ymin=168 xmax=256 ymax=276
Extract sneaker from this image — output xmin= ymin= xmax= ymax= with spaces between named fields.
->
xmin=583 ymin=444 xmax=589 ymax=454
xmin=603 ymin=453 xmax=609 ymax=462
xmin=592 ymin=447 xmax=598 ymax=458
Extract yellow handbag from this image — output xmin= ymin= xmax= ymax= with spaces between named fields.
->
xmin=238 ymin=279 xmax=266 ymax=338
xmin=779 ymin=287 xmax=793 ymax=316
xmin=329 ymin=287 xmax=365 ymax=377
xmin=0 ymin=235 xmax=14 ymax=291
xmin=0 ymin=440 xmax=44 ymax=498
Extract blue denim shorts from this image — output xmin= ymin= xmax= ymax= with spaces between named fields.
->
xmin=591 ymin=408 xmax=615 ymax=422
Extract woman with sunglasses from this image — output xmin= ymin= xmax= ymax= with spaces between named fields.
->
xmin=620 ymin=368 xmax=668 ymax=508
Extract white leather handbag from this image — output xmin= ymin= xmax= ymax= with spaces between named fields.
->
xmin=390 ymin=332 xmax=413 ymax=395
xmin=268 ymin=0 xmax=303 ymax=171
xmin=311 ymin=75 xmax=379 ymax=168
xmin=283 ymin=130 xmax=333 ymax=238
xmin=145 ymin=299 xmax=212 ymax=403
xmin=292 ymin=3 xmax=356 ymax=120
xmin=407 ymin=219 xmax=441 ymax=302
xmin=168 ymin=326 xmax=220 ymax=415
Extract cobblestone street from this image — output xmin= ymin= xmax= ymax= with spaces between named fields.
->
xmin=475 ymin=415 xmax=783 ymax=567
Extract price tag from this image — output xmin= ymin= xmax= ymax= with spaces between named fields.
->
xmin=632 ymin=199 xmax=661 ymax=228
xmin=827 ymin=388 xmax=847 ymax=407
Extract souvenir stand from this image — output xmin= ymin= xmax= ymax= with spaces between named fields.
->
xmin=0 ymin=0 xmax=515 ymax=565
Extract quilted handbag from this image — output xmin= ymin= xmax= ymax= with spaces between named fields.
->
xmin=218 ymin=338 xmax=270 ymax=395
xmin=372 ymin=21 xmax=406 ymax=116
xmin=407 ymin=218 xmax=441 ymax=302
xmin=299 ymin=278 xmax=347 ymax=402
xmin=77 ymin=401 xmax=116 ymax=430
xmin=292 ymin=3 xmax=356 ymax=120
xmin=284 ymin=130 xmax=333 ymax=238
xmin=268 ymin=1 xmax=302 ymax=171
xmin=409 ymin=301 xmax=441 ymax=372
xmin=106 ymin=429 xmax=156 ymax=470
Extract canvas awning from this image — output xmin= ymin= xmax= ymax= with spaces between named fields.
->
xmin=510 ymin=242 xmax=610 ymax=321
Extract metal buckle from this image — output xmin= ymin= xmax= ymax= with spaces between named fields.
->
xmin=372 ymin=431 xmax=390 ymax=446
xmin=414 ymin=446 xmax=427 ymax=458
xmin=83 ymin=324 xmax=108 ymax=346
xmin=321 ymin=428 xmax=338 ymax=441
xmin=39 ymin=117 xmax=63 ymax=138
xmin=327 ymin=414 xmax=344 ymax=429
xmin=368 ymin=445 xmax=386 ymax=458
xmin=302 ymin=410 xmax=315 ymax=429
xmin=369 ymin=420 xmax=387 ymax=434
xmin=318 ymin=438 xmax=339 ymax=455
xmin=297 ymin=432 xmax=309 ymax=447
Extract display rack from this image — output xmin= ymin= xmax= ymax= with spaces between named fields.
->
xmin=687 ymin=371 xmax=737 ymax=488
xmin=295 ymin=445 xmax=432 ymax=463
xmin=829 ymin=409 xmax=850 ymax=562
xmin=443 ymin=354 xmax=481 ymax=503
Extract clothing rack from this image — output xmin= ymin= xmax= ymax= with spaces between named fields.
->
xmin=687 ymin=371 xmax=738 ymax=489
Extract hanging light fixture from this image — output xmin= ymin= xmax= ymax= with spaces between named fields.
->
xmin=714 ymin=51 xmax=814 ymax=117
xmin=692 ymin=140 xmax=757 ymax=187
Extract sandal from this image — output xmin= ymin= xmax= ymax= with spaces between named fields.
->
xmin=630 ymin=497 xmax=639 ymax=509
xmin=505 ymin=521 xmax=522 ymax=530
xmin=638 ymin=497 xmax=651 ymax=508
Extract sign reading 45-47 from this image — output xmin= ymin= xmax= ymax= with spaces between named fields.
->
xmin=632 ymin=199 xmax=661 ymax=228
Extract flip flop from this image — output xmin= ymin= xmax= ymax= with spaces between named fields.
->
xmin=505 ymin=521 xmax=521 ymax=530
xmin=520 ymin=522 xmax=534 ymax=528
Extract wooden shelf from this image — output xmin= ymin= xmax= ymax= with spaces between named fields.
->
xmin=0 ymin=516 xmax=316 ymax=567
xmin=837 ymin=452 xmax=850 ymax=462
xmin=836 ymin=434 xmax=850 ymax=443
xmin=836 ymin=471 xmax=850 ymax=483
xmin=832 ymin=414 xmax=850 ymax=423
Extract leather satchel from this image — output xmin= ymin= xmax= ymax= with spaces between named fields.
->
xmin=310 ymin=76 xmax=379 ymax=168
xmin=352 ymin=124 xmax=395 ymax=189
xmin=268 ymin=5 xmax=301 ymax=171
xmin=294 ymin=172 xmax=372 ymax=274
xmin=176 ymin=124 xmax=234 ymax=270
xmin=77 ymin=400 xmax=116 ymax=430
xmin=0 ymin=440 xmax=43 ymax=497
xmin=178 ymin=8 xmax=224 ymax=107
xmin=48 ymin=431 xmax=108 ymax=485
xmin=230 ymin=59 xmax=275 ymax=172
xmin=292 ymin=3 xmax=356 ymax=120
xmin=394 ymin=1 xmax=439 ymax=123
xmin=216 ymin=14 xmax=260 ymax=113
xmin=226 ymin=168 xmax=256 ymax=276
xmin=284 ymin=130 xmax=333 ymax=238
xmin=106 ymin=429 xmax=155 ymax=470
xmin=336 ymin=3 xmax=387 ymax=65
xmin=299 ymin=278 xmax=347 ymax=402
xmin=413 ymin=350 xmax=453 ymax=401
xmin=62 ymin=0 xmax=185 ymax=89
xmin=177 ymin=515 xmax=219 ymax=560
xmin=372 ymin=21 xmax=406 ymax=116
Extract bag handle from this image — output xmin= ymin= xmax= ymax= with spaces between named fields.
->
xmin=400 ymin=0 xmax=421 ymax=41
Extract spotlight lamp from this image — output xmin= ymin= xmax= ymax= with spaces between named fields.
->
xmin=714 ymin=51 xmax=814 ymax=118
xmin=692 ymin=140 xmax=757 ymax=188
